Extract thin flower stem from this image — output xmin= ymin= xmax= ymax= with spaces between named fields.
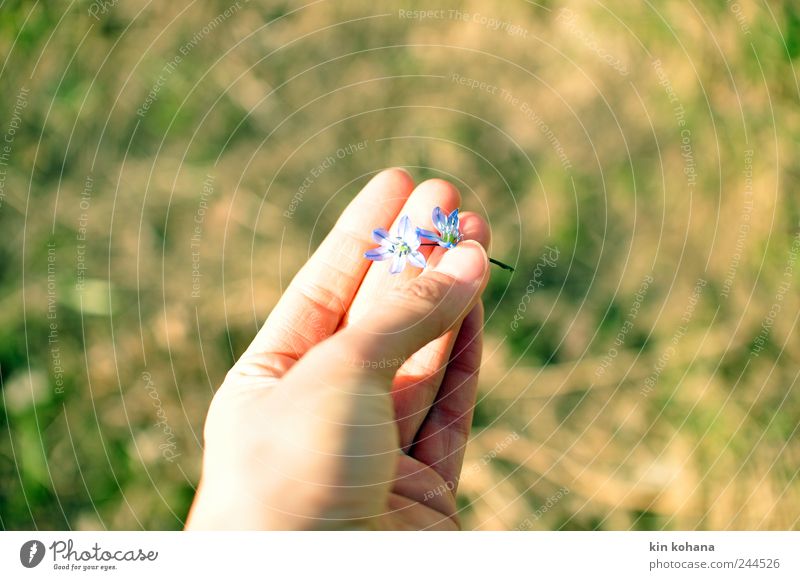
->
xmin=489 ymin=257 xmax=515 ymax=272
xmin=419 ymin=243 xmax=514 ymax=272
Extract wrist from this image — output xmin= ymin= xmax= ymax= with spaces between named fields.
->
xmin=185 ymin=480 xmax=280 ymax=530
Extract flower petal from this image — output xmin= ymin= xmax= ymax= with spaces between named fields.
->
xmin=448 ymin=208 xmax=459 ymax=228
xmin=399 ymin=215 xmax=420 ymax=249
xmin=407 ymin=250 xmax=426 ymax=269
xmin=417 ymin=227 xmax=441 ymax=242
xmin=432 ymin=207 xmax=447 ymax=232
xmin=398 ymin=215 xmax=414 ymax=242
xmin=365 ymin=247 xmax=391 ymax=261
xmin=372 ymin=227 xmax=391 ymax=245
xmin=389 ymin=253 xmax=407 ymax=274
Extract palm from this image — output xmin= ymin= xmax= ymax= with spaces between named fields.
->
xmin=219 ymin=297 xmax=482 ymax=530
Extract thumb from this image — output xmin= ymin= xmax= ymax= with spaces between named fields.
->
xmin=334 ymin=240 xmax=489 ymax=379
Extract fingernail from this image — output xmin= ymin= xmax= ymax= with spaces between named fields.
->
xmin=433 ymin=241 xmax=488 ymax=284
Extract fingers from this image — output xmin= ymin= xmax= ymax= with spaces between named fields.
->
xmin=334 ymin=240 xmax=489 ymax=384
xmin=408 ymin=302 xmax=484 ymax=491
xmin=343 ymin=179 xmax=462 ymax=326
xmin=235 ymin=168 xmax=414 ymax=376
xmin=391 ymin=211 xmax=491 ymax=449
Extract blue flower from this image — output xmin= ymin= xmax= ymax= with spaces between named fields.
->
xmin=364 ymin=215 xmax=427 ymax=274
xmin=417 ymin=207 xmax=463 ymax=249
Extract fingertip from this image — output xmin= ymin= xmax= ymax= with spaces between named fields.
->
xmin=412 ymin=178 xmax=462 ymax=213
xmin=339 ymin=168 xmax=415 ymax=232
xmin=376 ymin=167 xmax=415 ymax=190
xmin=364 ymin=167 xmax=416 ymax=203
xmin=387 ymin=166 xmax=413 ymax=179
xmin=458 ymin=211 xmax=492 ymax=250
xmin=433 ymin=240 xmax=488 ymax=286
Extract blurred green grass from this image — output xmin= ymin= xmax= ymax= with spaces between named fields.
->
xmin=1 ymin=0 xmax=799 ymax=529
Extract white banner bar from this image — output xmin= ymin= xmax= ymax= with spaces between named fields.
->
xmin=1 ymin=532 xmax=797 ymax=578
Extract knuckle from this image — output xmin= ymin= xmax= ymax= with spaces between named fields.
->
xmin=394 ymin=273 xmax=456 ymax=307
xmin=381 ymin=273 xmax=460 ymax=339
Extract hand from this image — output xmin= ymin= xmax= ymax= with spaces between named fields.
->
xmin=186 ymin=169 xmax=491 ymax=530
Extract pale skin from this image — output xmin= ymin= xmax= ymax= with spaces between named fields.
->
xmin=186 ymin=168 xmax=491 ymax=530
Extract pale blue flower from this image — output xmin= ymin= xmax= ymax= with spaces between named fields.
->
xmin=417 ymin=207 xmax=463 ymax=249
xmin=365 ymin=215 xmax=426 ymax=274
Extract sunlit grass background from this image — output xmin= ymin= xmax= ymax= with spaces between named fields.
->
xmin=1 ymin=0 xmax=799 ymax=530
